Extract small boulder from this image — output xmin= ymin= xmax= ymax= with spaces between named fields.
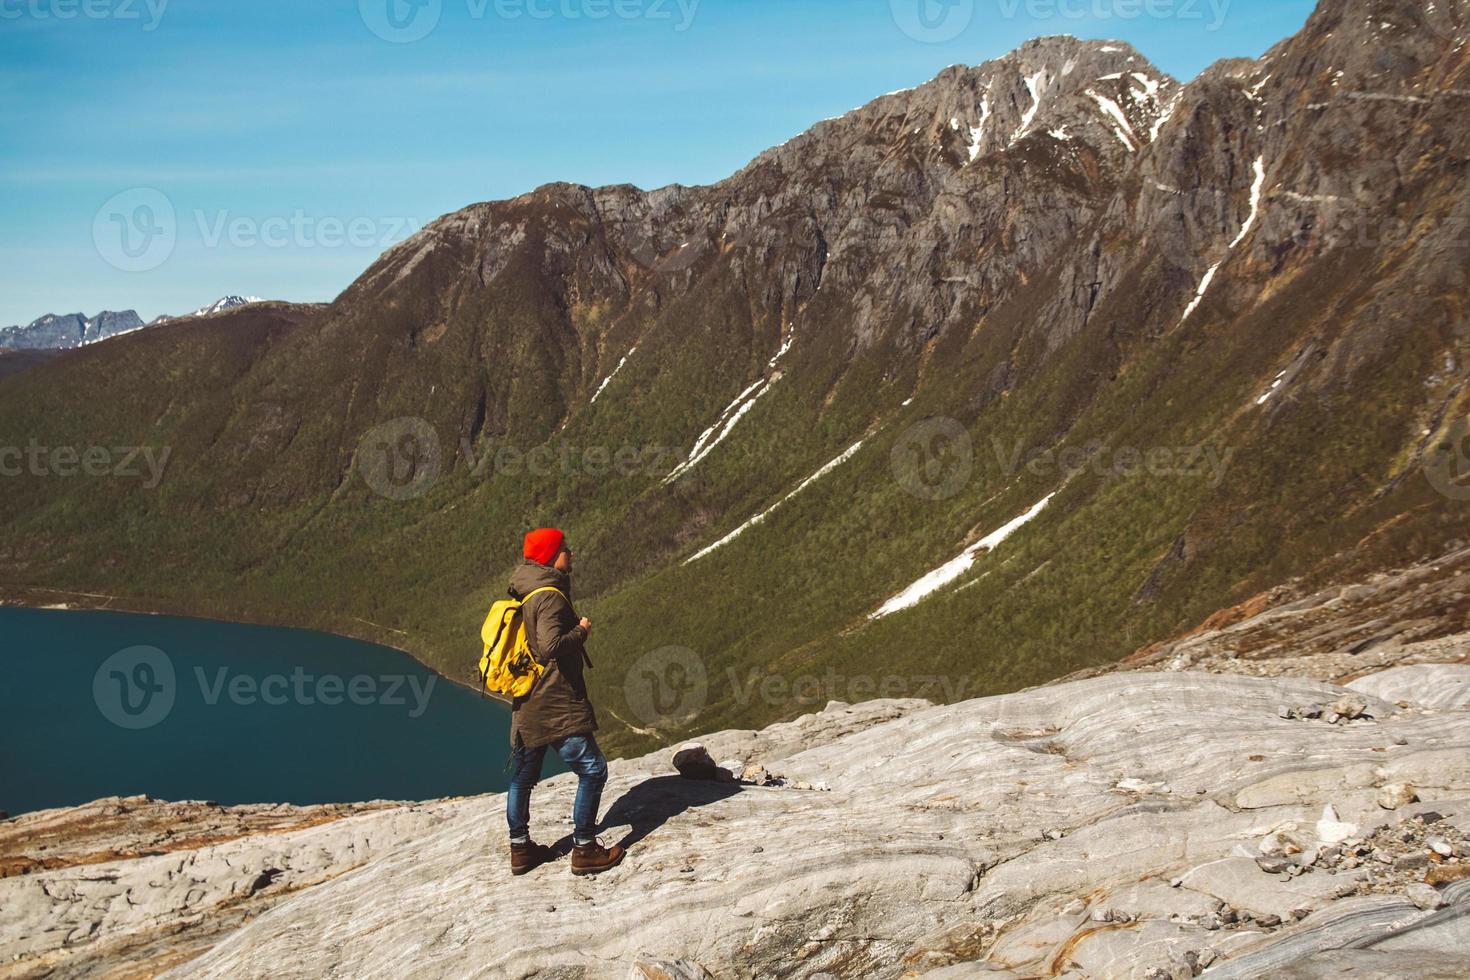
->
xmin=1330 ymin=694 xmax=1368 ymax=721
xmin=1377 ymin=783 xmax=1418 ymax=810
xmin=1405 ymin=884 xmax=1445 ymax=911
xmin=672 ymin=743 xmax=735 ymax=782
xmin=1255 ymin=855 xmax=1292 ymax=875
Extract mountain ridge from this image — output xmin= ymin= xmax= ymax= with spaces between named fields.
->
xmin=0 ymin=297 xmax=264 ymax=350
xmin=0 ymin=310 xmax=144 ymax=350
xmin=0 ymin=0 xmax=1466 ymax=756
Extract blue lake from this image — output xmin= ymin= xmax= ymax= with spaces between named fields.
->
xmin=0 ymin=607 xmax=561 ymax=815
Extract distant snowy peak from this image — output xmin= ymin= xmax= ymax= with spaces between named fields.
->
xmin=192 ymin=295 xmax=263 ymax=317
xmin=0 ymin=310 xmax=143 ymax=350
xmin=3 ymin=295 xmax=265 ymax=349
xmin=149 ymin=295 xmax=264 ymax=326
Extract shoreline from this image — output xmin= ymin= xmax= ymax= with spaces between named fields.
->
xmin=0 ymin=587 xmax=510 ymax=710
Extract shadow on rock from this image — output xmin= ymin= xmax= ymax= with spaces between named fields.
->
xmin=594 ymin=775 xmax=743 ymax=852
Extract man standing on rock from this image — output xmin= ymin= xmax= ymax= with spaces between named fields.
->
xmin=505 ymin=527 xmax=626 ymax=877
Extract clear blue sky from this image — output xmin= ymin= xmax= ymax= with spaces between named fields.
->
xmin=0 ymin=0 xmax=1316 ymax=325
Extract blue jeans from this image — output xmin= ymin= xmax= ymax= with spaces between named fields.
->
xmin=507 ymin=734 xmax=608 ymax=846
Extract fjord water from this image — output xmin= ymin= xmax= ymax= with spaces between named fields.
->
xmin=0 ymin=607 xmax=555 ymax=815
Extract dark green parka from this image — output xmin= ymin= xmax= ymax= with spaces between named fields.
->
xmin=507 ymin=560 xmax=597 ymax=749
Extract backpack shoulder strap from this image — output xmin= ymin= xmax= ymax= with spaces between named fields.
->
xmin=518 ymin=587 xmax=568 ymax=665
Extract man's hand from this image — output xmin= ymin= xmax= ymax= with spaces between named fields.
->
xmin=579 ymin=617 xmax=593 ymax=636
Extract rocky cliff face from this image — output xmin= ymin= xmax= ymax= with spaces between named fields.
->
xmin=0 ymin=0 xmax=1467 ymax=755
xmin=3 ymin=558 xmax=1467 ymax=978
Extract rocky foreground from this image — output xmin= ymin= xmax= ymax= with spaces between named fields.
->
xmin=5 ymin=653 xmax=1470 ymax=978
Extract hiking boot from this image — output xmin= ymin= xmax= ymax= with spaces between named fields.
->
xmin=509 ymin=839 xmax=556 ymax=876
xmin=570 ymin=838 xmax=625 ymax=876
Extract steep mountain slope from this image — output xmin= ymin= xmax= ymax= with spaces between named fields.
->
xmin=1 ymin=0 xmax=1466 ymax=756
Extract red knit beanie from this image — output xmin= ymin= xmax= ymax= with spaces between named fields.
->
xmin=523 ymin=527 xmax=566 ymax=566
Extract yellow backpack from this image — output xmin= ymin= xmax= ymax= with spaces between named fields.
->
xmin=477 ymin=587 xmax=565 ymax=699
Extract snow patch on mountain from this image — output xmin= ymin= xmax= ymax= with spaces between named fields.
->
xmin=1180 ymin=156 xmax=1266 ymax=325
xmin=685 ymin=436 xmax=870 ymax=564
xmin=966 ymin=97 xmax=992 ymax=163
xmin=1087 ymin=90 xmax=1137 ymax=150
xmin=665 ymin=333 xmax=797 ymax=484
xmin=663 ymin=379 xmax=770 ymax=485
xmin=1010 ymin=70 xmax=1049 ymax=144
xmin=1256 ymin=368 xmax=1289 ymax=406
xmin=870 ymin=492 xmax=1057 ymax=619
xmin=590 ymin=347 xmax=636 ymax=405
